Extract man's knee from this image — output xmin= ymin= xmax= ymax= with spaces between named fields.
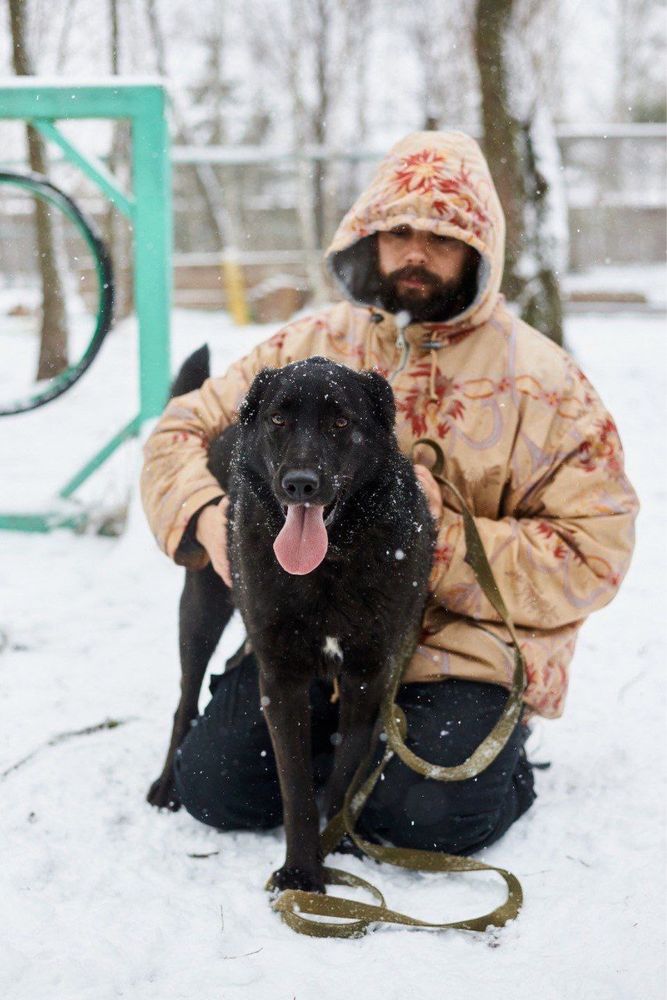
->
xmin=173 ymin=739 xmax=283 ymax=830
xmin=356 ymin=678 xmax=538 ymax=853
xmin=357 ymin=757 xmax=536 ymax=854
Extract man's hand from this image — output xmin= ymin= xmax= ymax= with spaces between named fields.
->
xmin=196 ymin=497 xmax=232 ymax=586
xmin=413 ymin=444 xmax=443 ymax=523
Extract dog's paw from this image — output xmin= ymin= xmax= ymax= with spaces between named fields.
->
xmin=146 ymin=775 xmax=182 ymax=811
xmin=269 ymin=865 xmax=326 ymax=894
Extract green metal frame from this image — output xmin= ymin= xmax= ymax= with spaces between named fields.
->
xmin=0 ymin=80 xmax=172 ymax=532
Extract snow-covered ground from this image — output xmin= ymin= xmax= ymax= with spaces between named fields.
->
xmin=1 ymin=303 xmax=665 ymax=1000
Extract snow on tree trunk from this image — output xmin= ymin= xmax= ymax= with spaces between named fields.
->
xmin=475 ymin=0 xmax=567 ymax=345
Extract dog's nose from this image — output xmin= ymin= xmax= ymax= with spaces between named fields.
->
xmin=281 ymin=469 xmax=320 ymax=501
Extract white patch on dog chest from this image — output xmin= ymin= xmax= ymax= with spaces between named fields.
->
xmin=323 ymin=636 xmax=343 ymax=664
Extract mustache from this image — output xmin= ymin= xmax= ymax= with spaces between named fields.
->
xmin=388 ymin=266 xmax=447 ymax=291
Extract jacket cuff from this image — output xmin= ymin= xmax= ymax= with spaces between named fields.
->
xmin=175 ymin=495 xmax=224 ymax=567
xmin=165 ymin=486 xmax=226 ymax=568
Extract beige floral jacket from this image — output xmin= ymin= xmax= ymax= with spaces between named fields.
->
xmin=141 ymin=131 xmax=638 ymax=718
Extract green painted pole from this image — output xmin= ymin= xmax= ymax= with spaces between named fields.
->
xmin=0 ymin=81 xmax=164 ymax=120
xmin=0 ymin=82 xmax=172 ymax=532
xmin=131 ymin=87 xmax=172 ymax=421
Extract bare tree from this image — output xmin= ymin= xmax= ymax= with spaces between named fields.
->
xmin=244 ymin=0 xmax=373 ymax=301
xmin=403 ymin=0 xmax=478 ymax=131
xmin=474 ymin=0 xmax=566 ymax=345
xmin=106 ymin=0 xmax=134 ymax=319
xmin=8 ymin=0 xmax=70 ymax=380
xmin=615 ymin=0 xmax=667 ymax=121
xmin=145 ymin=0 xmax=230 ymax=249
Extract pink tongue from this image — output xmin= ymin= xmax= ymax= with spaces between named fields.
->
xmin=273 ymin=504 xmax=328 ymax=575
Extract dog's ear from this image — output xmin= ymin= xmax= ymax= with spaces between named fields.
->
xmin=358 ymin=369 xmax=396 ymax=433
xmin=238 ymin=367 xmax=277 ymax=426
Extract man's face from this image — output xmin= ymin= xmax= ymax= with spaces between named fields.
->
xmin=376 ymin=225 xmax=478 ymax=322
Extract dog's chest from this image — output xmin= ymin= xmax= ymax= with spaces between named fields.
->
xmin=321 ymin=635 xmax=344 ymax=666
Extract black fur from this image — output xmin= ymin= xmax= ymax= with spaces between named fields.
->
xmin=148 ymin=348 xmax=435 ymax=893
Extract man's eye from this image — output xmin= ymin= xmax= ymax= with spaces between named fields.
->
xmin=334 ymin=416 xmax=348 ymax=429
xmin=271 ymin=414 xmax=285 ymax=426
xmin=390 ymin=227 xmax=409 ymax=237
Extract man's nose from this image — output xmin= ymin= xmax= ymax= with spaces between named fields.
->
xmin=404 ymin=235 xmax=429 ymax=264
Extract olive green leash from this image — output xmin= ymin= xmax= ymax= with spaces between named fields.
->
xmin=266 ymin=438 xmax=527 ymax=938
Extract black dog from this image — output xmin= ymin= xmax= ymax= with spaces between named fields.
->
xmin=148 ymin=349 xmax=434 ymax=894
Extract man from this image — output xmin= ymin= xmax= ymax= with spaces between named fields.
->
xmin=141 ymin=131 xmax=638 ymax=851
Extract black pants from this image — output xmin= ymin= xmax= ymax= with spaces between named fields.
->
xmin=173 ymin=654 xmax=536 ymax=855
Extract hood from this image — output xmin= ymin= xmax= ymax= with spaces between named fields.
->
xmin=325 ymin=131 xmax=505 ymax=331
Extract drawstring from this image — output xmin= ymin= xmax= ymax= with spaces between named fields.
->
xmin=388 ymin=310 xmax=411 ymax=387
xmin=382 ymin=311 xmax=442 ymax=402
xmin=429 ymin=348 xmax=438 ymax=402
xmin=422 ymin=339 xmax=443 ymax=402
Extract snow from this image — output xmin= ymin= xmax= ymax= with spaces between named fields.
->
xmin=562 ymin=264 xmax=667 ymax=310
xmin=1 ymin=301 xmax=666 ymax=999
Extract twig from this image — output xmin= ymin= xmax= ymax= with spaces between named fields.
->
xmin=1 ymin=717 xmax=133 ymax=779
xmin=222 ymin=948 xmax=263 ymax=960
xmin=187 ymin=850 xmax=220 ymax=859
xmin=617 ymin=667 xmax=648 ymax=702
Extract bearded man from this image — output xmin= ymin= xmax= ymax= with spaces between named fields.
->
xmin=140 ymin=131 xmax=638 ymax=850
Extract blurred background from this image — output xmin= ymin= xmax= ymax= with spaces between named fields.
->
xmin=1 ymin=0 xmax=665 ymax=374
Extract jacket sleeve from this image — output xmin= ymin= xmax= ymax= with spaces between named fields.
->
xmin=428 ymin=397 xmax=639 ymax=630
xmin=140 ymin=331 xmax=290 ymax=568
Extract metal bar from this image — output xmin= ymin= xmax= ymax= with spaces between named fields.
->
xmin=171 ymin=124 xmax=667 ymax=167
xmin=131 ymin=87 xmax=172 ymax=421
xmin=0 ymin=80 xmax=167 ymax=120
xmin=0 ymin=511 xmax=86 ymax=533
xmin=32 ymin=119 xmax=135 ymax=219
xmin=58 ymin=416 xmax=141 ymax=500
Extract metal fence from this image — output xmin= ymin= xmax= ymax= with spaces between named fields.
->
xmin=2 ymin=124 xmax=665 ymax=318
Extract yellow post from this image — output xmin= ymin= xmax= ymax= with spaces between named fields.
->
xmin=221 ymin=252 xmax=250 ymax=325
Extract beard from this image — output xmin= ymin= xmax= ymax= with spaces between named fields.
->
xmin=376 ymin=256 xmax=479 ymax=323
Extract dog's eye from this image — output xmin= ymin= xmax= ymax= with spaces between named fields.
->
xmin=271 ymin=414 xmax=285 ymax=426
xmin=334 ymin=417 xmax=348 ymax=429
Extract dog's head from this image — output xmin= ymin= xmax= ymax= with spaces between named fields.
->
xmin=237 ymin=357 xmax=397 ymax=575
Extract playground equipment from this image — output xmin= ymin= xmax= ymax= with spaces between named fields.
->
xmin=0 ymin=169 xmax=114 ymax=416
xmin=0 ymin=80 xmax=171 ymax=533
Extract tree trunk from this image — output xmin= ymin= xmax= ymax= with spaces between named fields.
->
xmin=311 ymin=0 xmax=329 ymax=250
xmin=286 ymin=0 xmax=328 ymax=303
xmin=474 ymin=0 xmax=564 ymax=345
xmin=106 ymin=0 xmax=134 ymax=319
xmin=145 ymin=0 xmax=227 ymax=250
xmin=9 ymin=0 xmax=70 ymax=379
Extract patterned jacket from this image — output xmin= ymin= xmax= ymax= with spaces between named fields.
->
xmin=141 ymin=131 xmax=638 ymax=719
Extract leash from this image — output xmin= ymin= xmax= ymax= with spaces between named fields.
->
xmin=266 ymin=438 xmax=527 ymax=938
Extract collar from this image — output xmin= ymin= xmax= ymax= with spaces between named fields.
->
xmin=366 ymin=308 xmax=478 ymax=351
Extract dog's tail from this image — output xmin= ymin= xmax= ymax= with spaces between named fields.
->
xmin=170 ymin=344 xmax=211 ymax=399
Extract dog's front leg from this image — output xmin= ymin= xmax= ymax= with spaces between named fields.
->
xmin=323 ymin=672 xmax=385 ymax=822
xmin=259 ymin=670 xmax=325 ymax=894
